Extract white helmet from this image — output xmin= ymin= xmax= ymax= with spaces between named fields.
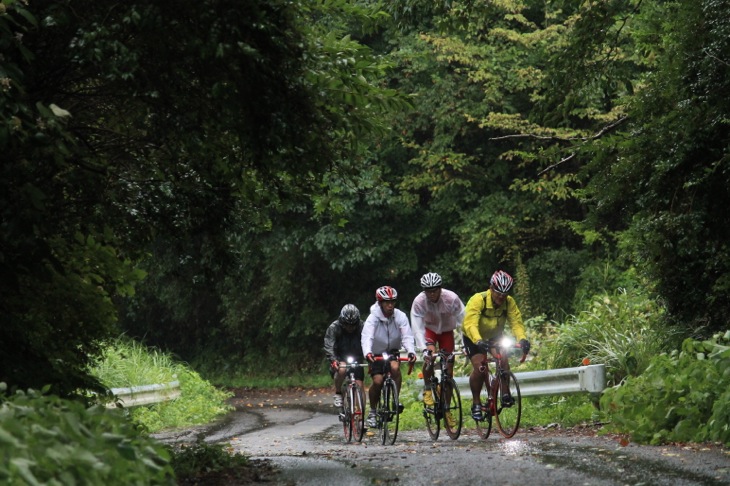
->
xmin=420 ymin=272 xmax=442 ymax=289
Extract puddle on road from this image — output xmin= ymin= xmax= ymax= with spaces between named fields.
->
xmin=496 ymin=438 xmax=533 ymax=456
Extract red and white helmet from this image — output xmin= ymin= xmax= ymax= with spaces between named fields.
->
xmin=490 ymin=270 xmax=513 ymax=293
xmin=375 ymin=286 xmax=398 ymax=301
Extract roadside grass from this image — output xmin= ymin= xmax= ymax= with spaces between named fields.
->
xmin=89 ymin=337 xmax=233 ymax=433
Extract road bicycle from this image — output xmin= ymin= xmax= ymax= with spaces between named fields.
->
xmin=373 ymin=353 xmax=413 ymax=445
xmin=338 ymin=356 xmax=368 ymax=443
xmin=422 ymin=349 xmax=463 ymax=440
xmin=473 ymin=337 xmax=527 ymax=439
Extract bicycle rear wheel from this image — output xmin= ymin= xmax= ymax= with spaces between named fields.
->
xmin=379 ymin=380 xmax=399 ymax=445
xmin=474 ymin=375 xmax=493 ymax=440
xmin=442 ymin=377 xmax=462 ymax=440
xmin=423 ymin=384 xmax=440 ymax=441
xmin=352 ymin=383 xmax=366 ymax=442
xmin=495 ymin=370 xmax=522 ymax=438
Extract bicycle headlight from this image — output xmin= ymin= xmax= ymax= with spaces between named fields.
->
xmin=500 ymin=337 xmax=514 ymax=349
xmin=346 ymin=356 xmax=355 ymax=364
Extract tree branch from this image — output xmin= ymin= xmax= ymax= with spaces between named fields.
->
xmin=538 ymin=153 xmax=575 ymax=176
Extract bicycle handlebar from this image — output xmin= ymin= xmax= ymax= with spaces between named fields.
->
xmin=337 ymin=362 xmax=368 ymax=369
xmin=373 ymin=355 xmax=414 ymax=375
xmin=423 ymin=349 xmax=457 ymax=371
xmin=479 ymin=344 xmax=528 ymax=364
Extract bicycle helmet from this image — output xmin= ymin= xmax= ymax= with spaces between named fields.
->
xmin=339 ymin=304 xmax=360 ymax=326
xmin=420 ymin=272 xmax=442 ymax=289
xmin=375 ymin=286 xmax=398 ymax=301
xmin=490 ymin=270 xmax=514 ymax=293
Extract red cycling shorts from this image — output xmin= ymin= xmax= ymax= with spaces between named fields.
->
xmin=425 ymin=329 xmax=455 ymax=353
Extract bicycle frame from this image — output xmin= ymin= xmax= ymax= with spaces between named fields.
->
xmin=422 ymin=349 xmax=463 ymax=440
xmin=339 ymin=356 xmax=367 ymax=443
xmin=373 ymin=353 xmax=413 ymax=445
xmin=474 ymin=338 xmax=526 ymax=439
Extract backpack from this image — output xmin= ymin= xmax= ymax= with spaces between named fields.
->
xmin=479 ymin=291 xmax=507 ymax=319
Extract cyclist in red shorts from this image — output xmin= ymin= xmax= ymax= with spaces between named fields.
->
xmin=410 ymin=272 xmax=465 ymax=421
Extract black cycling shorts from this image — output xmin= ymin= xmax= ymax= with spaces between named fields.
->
xmin=368 ymin=350 xmax=401 ymax=376
xmin=330 ymin=360 xmax=365 ymax=381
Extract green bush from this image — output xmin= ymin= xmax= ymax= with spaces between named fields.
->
xmin=0 ymin=384 xmax=174 ymax=485
xmin=600 ymin=331 xmax=730 ymax=446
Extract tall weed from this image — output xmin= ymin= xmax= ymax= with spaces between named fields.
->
xmin=541 ymin=289 xmax=683 ymax=385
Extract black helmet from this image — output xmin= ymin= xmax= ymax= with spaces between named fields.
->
xmin=339 ymin=304 xmax=360 ymax=326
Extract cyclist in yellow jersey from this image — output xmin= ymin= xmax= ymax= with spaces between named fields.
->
xmin=461 ymin=270 xmax=530 ymax=420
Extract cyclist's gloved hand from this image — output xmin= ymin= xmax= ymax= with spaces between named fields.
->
xmin=476 ymin=340 xmax=490 ymax=355
xmin=519 ymin=339 xmax=531 ymax=355
xmin=407 ymin=352 xmax=417 ymax=363
xmin=366 ymin=353 xmax=375 ymax=363
xmin=330 ymin=360 xmax=339 ymax=371
xmin=422 ymin=349 xmax=432 ymax=362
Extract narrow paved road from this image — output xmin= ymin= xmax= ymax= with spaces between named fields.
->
xmin=155 ymin=388 xmax=730 ymax=485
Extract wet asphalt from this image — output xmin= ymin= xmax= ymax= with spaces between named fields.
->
xmin=153 ymin=394 xmax=730 ymax=485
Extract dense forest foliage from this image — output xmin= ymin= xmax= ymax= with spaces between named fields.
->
xmin=2 ymin=0 xmax=728 ymax=395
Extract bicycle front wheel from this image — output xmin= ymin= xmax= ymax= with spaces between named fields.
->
xmin=495 ymin=370 xmax=522 ymax=438
xmin=342 ymin=386 xmax=353 ymax=443
xmin=379 ymin=380 xmax=399 ymax=445
xmin=475 ymin=374 xmax=493 ymax=440
xmin=352 ymin=383 xmax=366 ymax=442
xmin=442 ymin=377 xmax=462 ymax=440
xmin=423 ymin=384 xmax=440 ymax=441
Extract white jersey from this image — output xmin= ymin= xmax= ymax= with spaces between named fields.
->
xmin=361 ymin=302 xmax=416 ymax=356
xmin=410 ymin=288 xmax=465 ymax=351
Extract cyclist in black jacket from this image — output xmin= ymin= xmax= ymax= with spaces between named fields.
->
xmin=323 ymin=304 xmax=364 ymax=411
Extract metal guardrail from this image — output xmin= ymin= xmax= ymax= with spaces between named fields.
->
xmin=107 ymin=381 xmax=181 ymax=408
xmin=422 ymin=364 xmax=606 ymax=404
xmin=453 ymin=363 xmax=606 ymax=398
xmin=105 ymin=363 xmax=605 ymax=409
